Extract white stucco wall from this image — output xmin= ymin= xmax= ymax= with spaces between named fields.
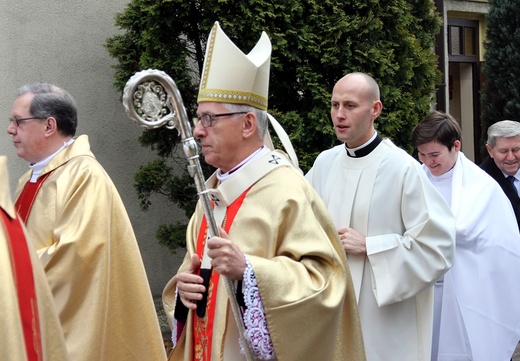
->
xmin=0 ymin=0 xmax=185 ymax=296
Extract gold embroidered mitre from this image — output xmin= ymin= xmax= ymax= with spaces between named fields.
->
xmin=198 ymin=21 xmax=271 ymax=110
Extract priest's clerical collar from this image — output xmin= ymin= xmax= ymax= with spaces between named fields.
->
xmin=29 ymin=138 xmax=75 ymax=182
xmin=344 ymin=132 xmax=382 ymax=158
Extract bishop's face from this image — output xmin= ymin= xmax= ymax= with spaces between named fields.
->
xmin=417 ymin=140 xmax=461 ymax=177
xmin=193 ymin=102 xmax=248 ymax=173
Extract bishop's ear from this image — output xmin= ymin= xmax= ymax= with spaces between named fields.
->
xmin=242 ymin=112 xmax=257 ymax=138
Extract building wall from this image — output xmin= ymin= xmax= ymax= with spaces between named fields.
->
xmin=0 ymin=0 xmax=185 ymax=296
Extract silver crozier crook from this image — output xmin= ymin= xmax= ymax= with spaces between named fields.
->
xmin=123 ymin=69 xmax=254 ymax=360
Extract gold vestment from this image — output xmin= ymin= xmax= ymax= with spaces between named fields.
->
xmin=1 ymin=155 xmax=69 ymax=361
xmin=164 ymin=151 xmax=366 ymax=360
xmin=14 ymin=136 xmax=167 ymax=361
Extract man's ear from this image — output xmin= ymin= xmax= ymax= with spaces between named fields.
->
xmin=44 ymin=117 xmax=58 ymax=136
xmin=242 ymin=112 xmax=256 ymax=138
xmin=485 ymin=143 xmax=494 ymax=158
xmin=371 ymin=100 xmax=383 ymax=120
xmin=453 ymin=139 xmax=462 ymax=152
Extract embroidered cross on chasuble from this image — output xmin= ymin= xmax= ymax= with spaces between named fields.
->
xmin=193 ymin=188 xmax=250 ymax=361
xmin=1 ymin=209 xmax=43 ymax=361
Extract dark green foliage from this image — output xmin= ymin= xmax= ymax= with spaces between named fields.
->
xmin=133 ymin=158 xmax=198 ymax=217
xmin=105 ymin=0 xmax=441 ymax=252
xmin=156 ymin=223 xmax=190 ymax=252
xmin=481 ymin=0 xmax=520 ymax=155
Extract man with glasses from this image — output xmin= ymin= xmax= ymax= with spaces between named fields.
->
xmin=7 ymin=83 xmax=167 ymax=361
xmin=162 ymin=21 xmax=365 ymax=361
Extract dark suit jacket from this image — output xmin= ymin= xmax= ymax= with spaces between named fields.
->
xmin=480 ymin=156 xmax=520 ymax=230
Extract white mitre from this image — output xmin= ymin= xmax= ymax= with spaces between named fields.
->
xmin=198 ymin=21 xmax=271 ymax=110
xmin=198 ymin=21 xmax=300 ymax=170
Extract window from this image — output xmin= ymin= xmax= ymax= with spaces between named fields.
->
xmin=447 ymin=19 xmax=478 ymax=61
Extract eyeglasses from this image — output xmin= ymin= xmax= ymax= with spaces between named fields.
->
xmin=196 ymin=112 xmax=247 ymax=128
xmin=8 ymin=117 xmax=43 ymax=126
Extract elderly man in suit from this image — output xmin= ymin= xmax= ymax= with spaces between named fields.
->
xmin=480 ymin=120 xmax=520 ymax=230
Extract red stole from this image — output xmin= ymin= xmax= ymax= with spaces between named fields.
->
xmin=1 ymin=209 xmax=43 ymax=361
xmin=193 ymin=188 xmax=250 ymax=361
xmin=15 ymin=173 xmax=51 ymax=224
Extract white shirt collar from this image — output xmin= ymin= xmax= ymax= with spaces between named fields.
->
xmin=29 ymin=138 xmax=75 ymax=182
xmin=345 ymin=131 xmax=377 ymax=157
xmin=216 ymin=146 xmax=269 ymax=182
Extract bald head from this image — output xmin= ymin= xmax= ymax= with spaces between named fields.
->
xmin=335 ymin=72 xmax=380 ymax=103
xmin=330 ymin=72 xmax=383 ymax=147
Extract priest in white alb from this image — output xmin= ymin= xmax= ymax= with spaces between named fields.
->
xmin=306 ymin=72 xmax=456 ymax=361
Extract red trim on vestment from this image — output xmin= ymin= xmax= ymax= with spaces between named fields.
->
xmin=193 ymin=188 xmax=251 ymax=361
xmin=14 ymin=172 xmax=52 ymax=224
xmin=1 ymin=209 xmax=43 ymax=361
